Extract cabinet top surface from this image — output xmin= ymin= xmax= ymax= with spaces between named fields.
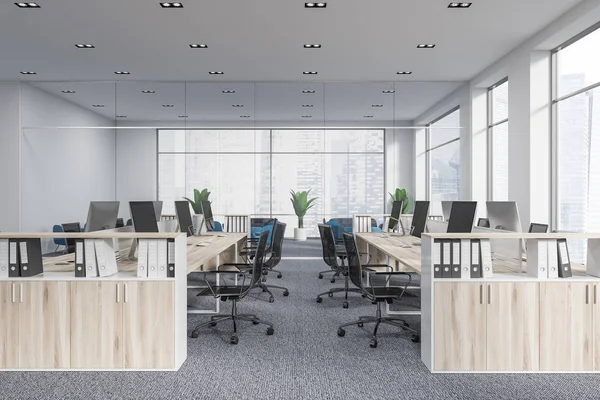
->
xmin=0 ymin=232 xmax=187 ymax=239
xmin=421 ymin=232 xmax=600 ymax=239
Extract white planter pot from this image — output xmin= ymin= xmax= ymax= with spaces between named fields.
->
xmin=294 ymin=228 xmax=307 ymax=241
xmin=192 ymin=214 xmax=206 ymax=235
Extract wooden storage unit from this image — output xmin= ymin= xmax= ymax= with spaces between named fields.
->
xmin=0 ymin=282 xmax=19 ymax=368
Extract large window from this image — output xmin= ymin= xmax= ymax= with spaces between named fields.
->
xmin=554 ymin=24 xmax=600 ymax=262
xmin=158 ymin=129 xmax=385 ymax=237
xmin=488 ymin=79 xmax=509 ymax=200
xmin=427 ymin=108 xmax=461 ymax=202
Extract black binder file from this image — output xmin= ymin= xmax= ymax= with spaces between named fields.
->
xmin=557 ymin=239 xmax=572 ymax=278
xmin=433 ymin=240 xmax=443 ymax=278
xmin=470 ymin=239 xmax=482 ymax=279
xmin=442 ymin=240 xmax=452 ymax=278
xmin=167 ymin=238 xmax=176 ymax=278
xmin=19 ymin=238 xmax=44 ymax=277
xmin=8 ymin=238 xmax=20 ymax=277
xmin=74 ymin=238 xmax=86 ymax=278
xmin=451 ymin=240 xmax=461 ymax=278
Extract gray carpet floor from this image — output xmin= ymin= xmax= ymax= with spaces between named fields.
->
xmin=1 ymin=258 xmax=600 ymax=399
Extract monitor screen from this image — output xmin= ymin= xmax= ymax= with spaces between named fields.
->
xmin=529 ymin=223 xmax=549 ymax=233
xmin=175 ymin=201 xmax=194 ymax=237
xmin=486 ymin=201 xmax=523 ymax=232
xmin=201 ymin=200 xmax=214 ymax=231
xmin=389 ymin=200 xmax=403 ymax=230
xmin=410 ymin=201 xmax=430 ymax=238
xmin=477 ymin=218 xmax=490 ymax=228
xmin=447 ymin=201 xmax=477 ymax=233
xmin=441 ymin=201 xmax=453 ymax=222
xmin=84 ymin=202 xmax=119 ymax=232
xmin=129 ymin=201 xmax=159 ymax=233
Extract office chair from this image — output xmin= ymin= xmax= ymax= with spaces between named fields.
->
xmin=337 ymin=233 xmax=419 ymax=348
xmin=529 ymin=223 xmax=549 ymax=233
xmin=191 ymin=231 xmax=274 ymax=344
xmin=240 ymin=218 xmax=276 ymax=262
xmin=316 ymin=224 xmax=363 ymax=309
xmin=52 ymin=225 xmax=67 ymax=254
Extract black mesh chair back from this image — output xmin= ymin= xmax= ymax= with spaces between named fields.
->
xmin=318 ymin=224 xmax=339 ymax=268
xmin=342 ymin=233 xmax=365 ymax=290
xmin=265 ymin=222 xmax=286 ymax=269
xmin=249 ymin=230 xmax=270 ymax=287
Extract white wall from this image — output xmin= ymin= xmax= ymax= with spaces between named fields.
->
xmin=20 ymin=84 xmax=116 ymax=251
xmin=0 ymin=83 xmax=21 ymax=232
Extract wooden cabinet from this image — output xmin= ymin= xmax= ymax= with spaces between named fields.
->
xmin=70 ymin=282 xmax=123 ymax=369
xmin=486 ymin=282 xmax=539 ymax=371
xmin=123 ymin=281 xmax=174 ymax=369
xmin=540 ymin=282 xmax=593 ymax=371
xmin=0 ymin=282 xmax=18 ymax=368
xmin=434 ymin=282 xmax=486 ymax=371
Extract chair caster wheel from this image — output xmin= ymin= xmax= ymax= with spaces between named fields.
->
xmin=266 ymin=327 xmax=274 ymax=335
xmin=252 ymin=319 xmax=259 ymax=325
xmin=316 ymin=297 xmax=323 ymax=303
xmin=369 ymin=339 xmax=378 ymax=348
xmin=318 ymin=274 xmax=323 ymax=279
xmin=343 ymin=302 xmax=349 ymax=309
xmin=330 ymin=278 xmax=336 ymax=283
xmin=230 ymin=335 xmax=239 ymax=345
xmin=337 ymin=328 xmax=345 ymax=337
xmin=358 ymin=323 xmax=364 ymax=328
xmin=262 ymin=278 xmax=267 ymax=283
xmin=210 ymin=322 xmax=217 ymax=327
xmin=328 ymin=292 xmax=334 ymax=298
xmin=361 ymin=294 xmax=367 ymax=298
xmin=277 ymin=273 xmax=282 ymax=279
xmin=283 ymin=291 xmax=289 ymax=297
xmin=411 ymin=335 xmax=420 ymax=343
xmin=269 ymin=296 xmax=275 ymax=303
xmin=262 ymin=288 xmax=267 ymax=292
xmin=191 ymin=330 xmax=199 ymax=338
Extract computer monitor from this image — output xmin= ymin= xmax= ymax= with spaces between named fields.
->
xmin=175 ymin=201 xmax=194 ymax=237
xmin=129 ymin=201 xmax=159 ymax=233
xmin=201 ymin=200 xmax=215 ymax=231
xmin=447 ymin=201 xmax=478 ymax=233
xmin=388 ymin=200 xmax=403 ymax=231
xmin=529 ymin=223 xmax=549 ymax=233
xmin=61 ymin=222 xmax=81 ymax=253
xmin=486 ymin=201 xmax=523 ymax=232
xmin=84 ymin=201 xmax=120 ymax=232
xmin=477 ymin=218 xmax=490 ymax=228
xmin=152 ymin=201 xmax=163 ymax=221
xmin=410 ymin=201 xmax=430 ymax=238
xmin=441 ymin=201 xmax=453 ymax=222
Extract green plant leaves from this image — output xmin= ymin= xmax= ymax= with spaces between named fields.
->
xmin=290 ymin=189 xmax=318 ymax=227
xmin=389 ymin=187 xmax=411 ymax=214
xmin=184 ymin=188 xmax=211 ymax=214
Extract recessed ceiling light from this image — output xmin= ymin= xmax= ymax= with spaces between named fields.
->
xmin=448 ymin=2 xmax=472 ymax=8
xmin=417 ymin=44 xmax=436 ymax=49
xmin=75 ymin=44 xmax=95 ymax=49
xmin=209 ymin=71 xmax=224 ymax=75
xmin=162 ymin=104 xmax=174 ymax=108
xmin=114 ymin=71 xmax=130 ymax=75
xmin=116 ymin=115 xmax=127 ymax=118
xmin=222 ymin=90 xmax=235 ymax=94
xmin=160 ymin=2 xmax=183 ymax=8
xmin=92 ymin=104 xmax=105 ymax=107
xmin=232 ymin=104 xmax=244 ymax=107
xmin=189 ymin=44 xmax=208 ymax=48
xmin=382 ymin=90 xmax=395 ymax=94
xmin=302 ymin=105 xmax=314 ymax=107
xmin=302 ymin=90 xmax=316 ymax=94
xmin=302 ymin=115 xmax=312 ymax=118
xmin=372 ymin=104 xmax=383 ymax=108
xmin=61 ymin=90 xmax=76 ymax=94
xmin=364 ymin=115 xmax=374 ymax=118
xmin=305 ymin=2 xmax=326 ymax=8
xmin=142 ymin=90 xmax=155 ymax=94
xmin=178 ymin=115 xmax=188 ymax=118
xmin=396 ymin=71 xmax=412 ymax=75
xmin=15 ymin=2 xmax=40 ymax=8
xmin=20 ymin=71 xmax=36 ymax=75
xmin=303 ymin=44 xmax=322 ymax=49
xmin=240 ymin=115 xmax=251 ymax=118
xmin=303 ymin=71 xmax=318 ymax=75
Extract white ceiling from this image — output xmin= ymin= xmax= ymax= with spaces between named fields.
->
xmin=0 ymin=0 xmax=583 ymax=82
xmin=30 ymin=81 xmax=463 ymax=122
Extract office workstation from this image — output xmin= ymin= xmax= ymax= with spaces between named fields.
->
xmin=2 ymin=0 xmax=600 ymax=398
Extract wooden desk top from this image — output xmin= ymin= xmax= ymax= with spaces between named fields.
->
xmin=356 ymin=233 xmax=422 ymax=273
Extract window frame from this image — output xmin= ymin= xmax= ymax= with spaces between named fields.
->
xmin=487 ymin=77 xmax=509 ymax=201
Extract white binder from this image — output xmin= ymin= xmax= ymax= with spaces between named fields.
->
xmin=157 ymin=239 xmax=168 ymax=278
xmin=0 ymin=239 xmax=8 ymax=278
xmin=480 ymin=239 xmax=493 ymax=278
xmin=147 ymin=239 xmax=159 ymax=278
xmin=137 ymin=239 xmax=149 ymax=278
xmin=547 ymin=239 xmax=559 ymax=279
xmin=84 ymin=239 xmax=98 ymax=278
xmin=526 ymin=239 xmax=548 ymax=279
xmin=460 ymin=239 xmax=471 ymax=279
xmin=94 ymin=239 xmax=118 ymax=277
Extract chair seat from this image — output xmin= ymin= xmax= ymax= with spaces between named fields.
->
xmin=371 ymin=287 xmax=404 ymax=299
xmin=197 ymin=286 xmax=251 ymax=298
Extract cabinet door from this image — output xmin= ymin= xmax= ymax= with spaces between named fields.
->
xmin=18 ymin=281 xmax=70 ymax=368
xmin=540 ymin=282 xmax=592 ymax=371
xmin=592 ymin=284 xmax=600 ymax=370
xmin=434 ymin=282 xmax=486 ymax=371
xmin=0 ymin=282 xmax=18 ymax=368
xmin=123 ymin=281 xmax=174 ymax=369
xmin=70 ymin=282 xmax=123 ymax=369
xmin=486 ymin=282 xmax=539 ymax=371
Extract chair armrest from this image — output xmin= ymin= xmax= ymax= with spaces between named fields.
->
xmin=374 ymin=271 xmax=411 ymax=276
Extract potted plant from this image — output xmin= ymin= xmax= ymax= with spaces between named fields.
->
xmin=184 ymin=188 xmax=211 ymax=234
xmin=290 ymin=189 xmax=318 ymax=241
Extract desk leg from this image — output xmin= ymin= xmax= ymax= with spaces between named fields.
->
xmin=187 ymin=254 xmax=221 ymax=315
